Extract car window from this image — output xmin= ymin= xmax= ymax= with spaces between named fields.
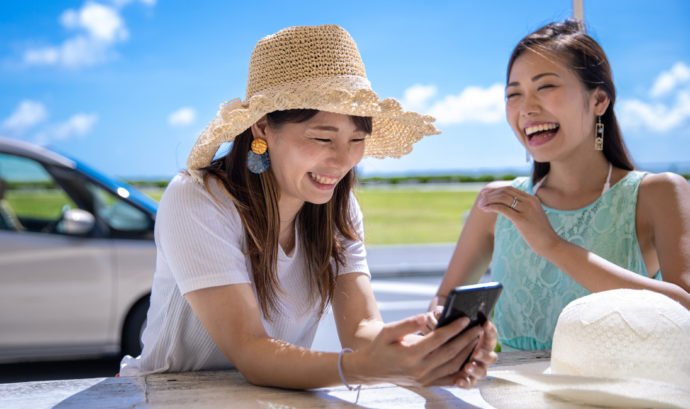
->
xmin=87 ymin=182 xmax=151 ymax=233
xmin=0 ymin=153 xmax=76 ymax=233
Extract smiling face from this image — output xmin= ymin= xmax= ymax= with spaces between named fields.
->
xmin=505 ymin=50 xmax=608 ymax=163
xmin=254 ymin=111 xmax=367 ymax=213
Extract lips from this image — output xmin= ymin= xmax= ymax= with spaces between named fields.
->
xmin=309 ymin=172 xmax=339 ymax=185
xmin=525 ymin=122 xmax=559 ymax=138
xmin=524 ymin=122 xmax=559 ymax=146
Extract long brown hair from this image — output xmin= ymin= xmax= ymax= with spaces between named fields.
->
xmin=506 ymin=19 xmax=635 ymax=183
xmin=202 ymin=109 xmax=372 ymax=320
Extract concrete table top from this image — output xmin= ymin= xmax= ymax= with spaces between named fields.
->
xmin=1 ymin=351 xmax=551 ymax=409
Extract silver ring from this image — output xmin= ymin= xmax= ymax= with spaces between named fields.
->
xmin=510 ymin=196 xmax=518 ymax=209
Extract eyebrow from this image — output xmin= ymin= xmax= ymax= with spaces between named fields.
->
xmin=506 ymin=72 xmax=560 ymax=88
xmin=309 ymin=125 xmax=339 ymax=132
xmin=308 ymin=125 xmax=367 ymax=134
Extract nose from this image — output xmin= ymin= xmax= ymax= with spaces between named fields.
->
xmin=329 ymin=141 xmax=359 ymax=170
xmin=520 ymin=92 xmax=540 ymax=116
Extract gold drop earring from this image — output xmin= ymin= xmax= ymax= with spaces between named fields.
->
xmin=594 ymin=116 xmax=604 ymax=151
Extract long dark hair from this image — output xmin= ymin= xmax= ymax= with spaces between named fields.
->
xmin=507 ymin=19 xmax=635 ymax=182
xmin=202 ymin=109 xmax=372 ymax=320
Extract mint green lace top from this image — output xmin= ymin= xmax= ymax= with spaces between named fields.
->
xmin=491 ymin=171 xmax=660 ymax=351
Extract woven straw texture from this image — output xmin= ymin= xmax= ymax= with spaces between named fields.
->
xmin=187 ymin=25 xmax=440 ymax=170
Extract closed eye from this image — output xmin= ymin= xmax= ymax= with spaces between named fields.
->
xmin=538 ymin=84 xmax=556 ymax=91
xmin=506 ymin=92 xmax=521 ymax=100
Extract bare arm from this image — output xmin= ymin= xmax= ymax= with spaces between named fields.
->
xmin=185 ymin=284 xmax=342 ymax=389
xmin=330 ymin=272 xmax=496 ymax=388
xmin=185 ymin=280 xmax=484 ymax=389
xmin=435 ymin=183 xmax=503 ymax=301
xmin=478 ymin=174 xmax=690 ymax=308
xmin=331 ymin=272 xmax=384 ymax=349
xmin=639 ymin=173 xmax=690 ymax=293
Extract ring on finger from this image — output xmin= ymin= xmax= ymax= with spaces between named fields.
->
xmin=510 ymin=196 xmax=519 ymax=209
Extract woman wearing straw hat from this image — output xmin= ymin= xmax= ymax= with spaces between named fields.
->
xmin=119 ymin=25 xmax=498 ymax=390
xmin=428 ymin=20 xmax=690 ymax=351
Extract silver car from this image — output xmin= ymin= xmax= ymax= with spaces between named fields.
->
xmin=0 ymin=136 xmax=156 ymax=363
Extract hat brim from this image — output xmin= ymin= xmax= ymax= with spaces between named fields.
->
xmin=186 ymin=76 xmax=440 ymax=170
xmin=480 ymin=362 xmax=690 ymax=409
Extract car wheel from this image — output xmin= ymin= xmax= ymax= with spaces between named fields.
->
xmin=121 ymin=296 xmax=150 ymax=357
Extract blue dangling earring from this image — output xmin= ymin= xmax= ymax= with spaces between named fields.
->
xmin=247 ymin=138 xmax=270 ymax=174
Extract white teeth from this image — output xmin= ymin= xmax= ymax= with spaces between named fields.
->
xmin=310 ymin=172 xmax=338 ymax=185
xmin=525 ymin=123 xmax=559 ymax=136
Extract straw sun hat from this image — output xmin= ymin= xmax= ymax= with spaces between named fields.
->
xmin=186 ymin=24 xmax=440 ymax=170
xmin=481 ymin=289 xmax=690 ymax=409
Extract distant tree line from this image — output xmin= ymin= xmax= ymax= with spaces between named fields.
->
xmin=358 ymin=174 xmax=521 ymax=185
xmin=123 ymin=173 xmax=690 ymax=188
xmin=6 ymin=173 xmax=690 ymax=191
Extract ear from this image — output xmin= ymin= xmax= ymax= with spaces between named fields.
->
xmin=591 ymin=88 xmax=610 ymax=117
xmin=250 ymin=115 xmax=269 ymax=140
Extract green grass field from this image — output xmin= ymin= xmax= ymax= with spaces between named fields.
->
xmin=356 ymin=188 xmax=478 ymax=244
xmin=7 ymin=187 xmax=480 ymax=245
xmin=145 ymin=187 xmax=480 ymax=245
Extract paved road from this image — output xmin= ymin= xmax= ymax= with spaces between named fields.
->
xmin=0 ymin=244 xmax=488 ymax=384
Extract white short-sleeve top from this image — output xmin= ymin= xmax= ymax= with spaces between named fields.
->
xmin=120 ymin=172 xmax=369 ymax=375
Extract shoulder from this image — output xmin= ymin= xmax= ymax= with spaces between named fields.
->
xmin=161 ymin=172 xmax=206 ymax=200
xmin=639 ymin=172 xmax=690 ymax=200
xmin=158 ymin=172 xmax=242 ymax=228
xmin=638 ymin=171 xmax=690 ymax=218
xmin=162 ymin=172 xmax=233 ymax=208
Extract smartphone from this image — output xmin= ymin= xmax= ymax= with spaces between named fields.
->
xmin=435 ymin=281 xmax=503 ymax=368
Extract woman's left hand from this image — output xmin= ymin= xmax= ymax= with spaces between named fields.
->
xmin=455 ymin=320 xmax=498 ymax=389
xmin=477 ymin=185 xmax=562 ymax=258
xmin=413 ymin=317 xmax=498 ymax=388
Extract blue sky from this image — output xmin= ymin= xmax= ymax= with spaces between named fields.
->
xmin=1 ymin=0 xmax=689 ymax=179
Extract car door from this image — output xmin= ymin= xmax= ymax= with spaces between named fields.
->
xmin=0 ymin=152 xmax=115 ymax=358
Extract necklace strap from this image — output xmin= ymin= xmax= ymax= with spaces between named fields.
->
xmin=532 ymin=162 xmax=613 ymax=196
xmin=601 ymin=163 xmax=613 ymax=195
xmin=533 ymin=176 xmax=547 ymax=194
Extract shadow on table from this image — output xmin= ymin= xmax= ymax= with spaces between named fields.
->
xmin=47 ymin=372 xmax=486 ymax=409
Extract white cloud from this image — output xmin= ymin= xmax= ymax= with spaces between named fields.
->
xmin=60 ymin=2 xmax=128 ymax=42
xmin=168 ymin=107 xmax=197 ymax=126
xmin=402 ymin=84 xmax=437 ymax=112
xmin=111 ymin=0 xmax=157 ymax=7
xmin=2 ymin=100 xmax=48 ymax=133
xmin=650 ymin=62 xmax=690 ymax=98
xmin=22 ymin=1 xmax=151 ymax=69
xmin=618 ymin=61 xmax=690 ymax=133
xmin=427 ymin=84 xmax=505 ymax=125
xmin=26 ymin=35 xmax=114 ymax=68
xmin=52 ymin=113 xmax=99 ymax=140
xmin=400 ymin=83 xmax=505 ymax=125
xmin=34 ymin=113 xmax=99 ymax=145
xmin=619 ymin=89 xmax=690 ymax=133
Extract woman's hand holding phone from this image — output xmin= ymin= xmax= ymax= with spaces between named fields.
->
xmin=456 ymin=320 xmax=498 ymax=388
xmin=421 ymin=282 xmax=502 ymax=388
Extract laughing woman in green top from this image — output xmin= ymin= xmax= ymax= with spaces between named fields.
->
xmin=429 ymin=20 xmax=690 ymax=351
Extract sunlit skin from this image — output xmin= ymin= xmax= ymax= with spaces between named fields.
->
xmin=429 ymin=50 xmax=690 ymax=318
xmin=505 ymin=50 xmax=606 ymax=170
xmin=251 ymin=112 xmax=365 ymax=254
xmin=183 ymin=111 xmax=499 ymax=390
